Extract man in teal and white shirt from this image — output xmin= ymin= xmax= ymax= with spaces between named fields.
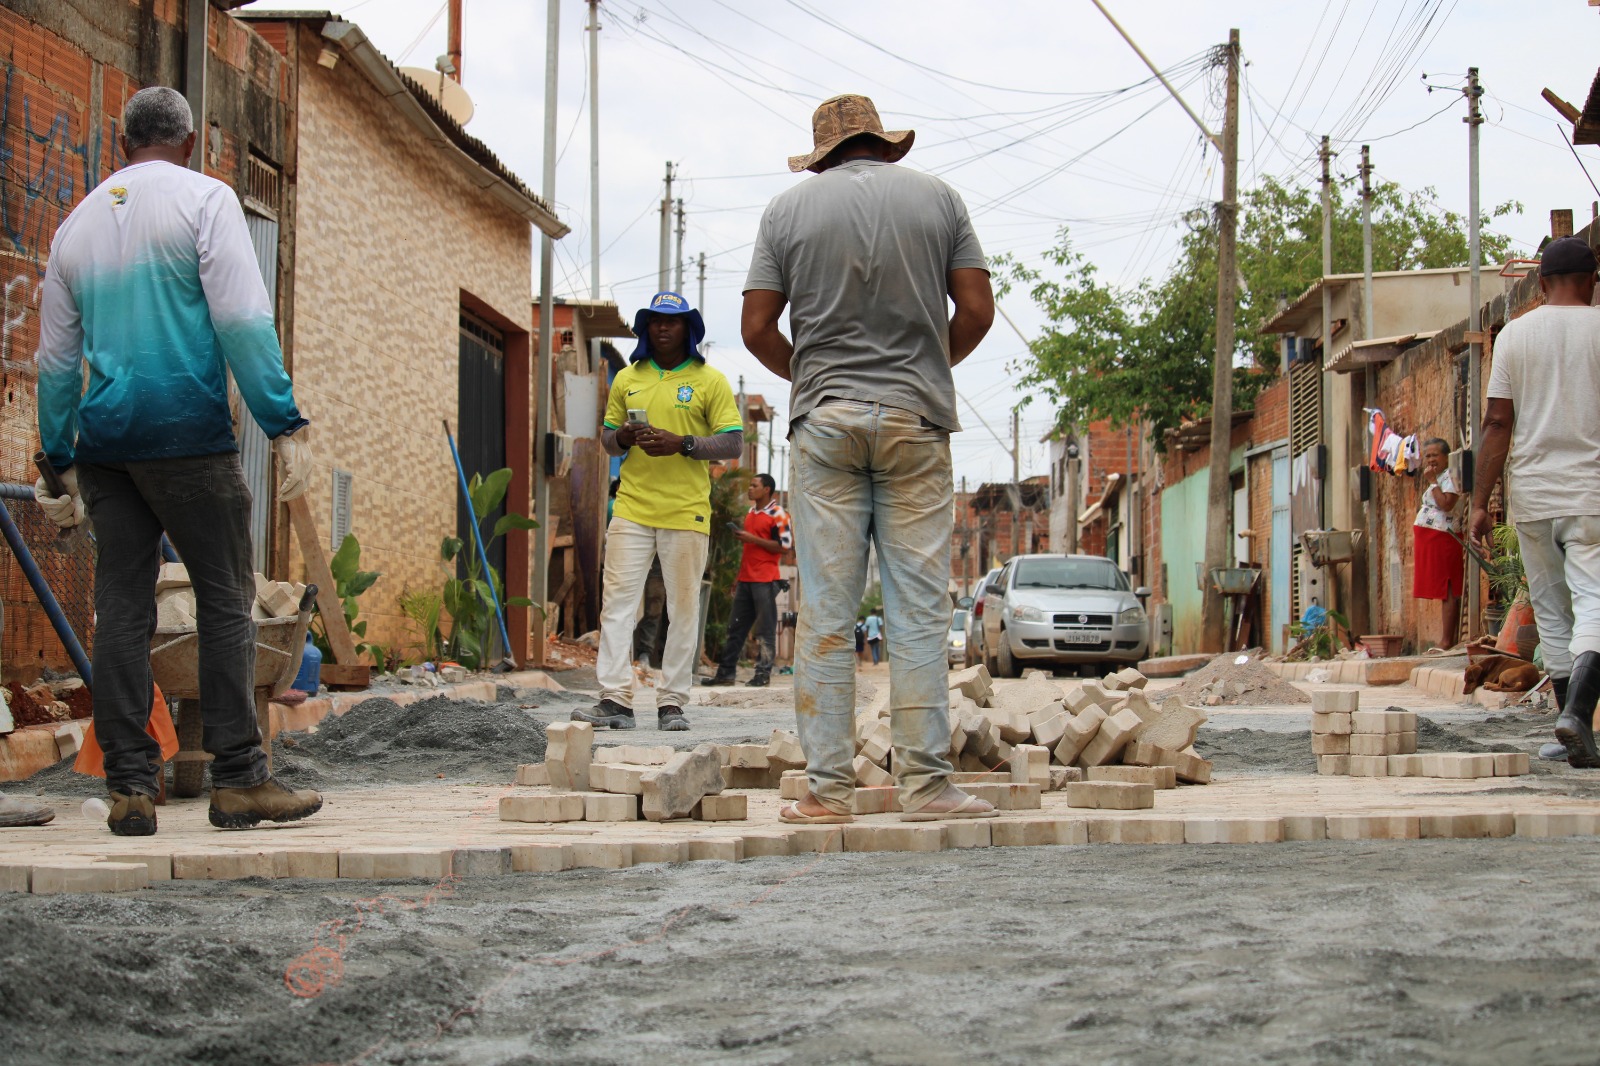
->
xmin=34 ymin=87 xmax=322 ymax=836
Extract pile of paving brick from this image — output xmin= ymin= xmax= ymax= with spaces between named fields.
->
xmin=502 ymin=665 xmax=1217 ymax=825
xmin=1309 ymin=689 xmax=1529 ymax=779
xmin=155 ymin=562 xmax=305 ymax=630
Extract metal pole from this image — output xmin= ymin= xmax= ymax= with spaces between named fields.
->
xmin=184 ymin=0 xmax=207 ymax=173
xmin=1010 ymin=409 xmax=1020 ymax=559
xmin=697 ymin=252 xmax=706 ymax=316
xmin=1466 ymin=66 xmax=1484 ymax=637
xmin=737 ymin=374 xmax=747 ymax=468
xmin=447 ymin=0 xmax=463 ymax=82
xmin=674 ymin=198 xmax=685 ymax=294
xmin=1088 ymin=0 xmax=1219 ymax=150
xmin=1361 ymin=144 xmax=1378 ymax=637
xmin=587 ymin=0 xmax=600 ymax=299
xmin=1198 ymin=29 xmax=1240 ymax=654
xmin=532 ymin=0 xmax=560 ymax=660
xmin=658 ymin=162 xmax=673 ymax=292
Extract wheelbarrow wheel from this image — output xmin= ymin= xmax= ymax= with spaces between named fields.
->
xmin=171 ymin=698 xmax=206 ymax=798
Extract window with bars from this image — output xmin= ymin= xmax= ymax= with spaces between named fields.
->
xmin=331 ymin=469 xmax=353 ymax=552
xmin=245 ymin=152 xmax=281 ymax=216
xmin=1287 ymin=355 xmax=1324 ymax=623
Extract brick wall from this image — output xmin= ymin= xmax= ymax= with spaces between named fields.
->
xmin=279 ymin=23 xmax=532 ymax=657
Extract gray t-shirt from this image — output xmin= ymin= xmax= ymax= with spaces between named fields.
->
xmin=1486 ymin=304 xmax=1600 ymax=522
xmin=743 ymin=160 xmax=988 ymax=431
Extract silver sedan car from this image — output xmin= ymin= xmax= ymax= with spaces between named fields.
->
xmin=981 ymin=554 xmax=1149 ymax=678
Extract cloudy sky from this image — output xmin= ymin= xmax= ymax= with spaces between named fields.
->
xmin=262 ymin=0 xmax=1600 ymax=489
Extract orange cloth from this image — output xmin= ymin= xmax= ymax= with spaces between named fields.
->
xmin=73 ymin=684 xmax=180 ymax=778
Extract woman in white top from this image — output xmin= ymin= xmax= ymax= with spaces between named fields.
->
xmin=1413 ymin=438 xmax=1463 ymax=648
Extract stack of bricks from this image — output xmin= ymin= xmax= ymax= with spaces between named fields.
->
xmin=1312 ymin=691 xmax=1530 ymax=779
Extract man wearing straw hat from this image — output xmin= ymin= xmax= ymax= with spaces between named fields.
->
xmin=741 ymin=94 xmax=996 ymax=823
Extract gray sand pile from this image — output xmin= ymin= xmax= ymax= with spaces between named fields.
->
xmin=273 ymin=692 xmax=578 ymax=787
xmin=1195 ymin=717 xmax=1498 ymax=775
xmin=1170 ymin=653 xmax=1310 ymax=706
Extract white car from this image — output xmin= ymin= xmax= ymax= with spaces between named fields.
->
xmin=947 ymin=609 xmax=969 ymax=666
xmin=981 ymin=554 xmax=1150 ymax=678
xmin=963 ymin=567 xmax=1003 ymax=669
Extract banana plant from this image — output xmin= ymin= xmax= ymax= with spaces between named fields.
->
xmin=310 ymin=533 xmax=381 ymax=663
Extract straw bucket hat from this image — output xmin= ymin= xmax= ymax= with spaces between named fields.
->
xmin=787 ymin=94 xmax=915 ymax=174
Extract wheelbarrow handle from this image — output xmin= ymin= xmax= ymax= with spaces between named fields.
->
xmin=298 ymin=583 xmax=319 ymax=613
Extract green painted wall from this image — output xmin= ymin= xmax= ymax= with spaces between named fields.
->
xmin=1161 ymin=445 xmax=1246 ymax=653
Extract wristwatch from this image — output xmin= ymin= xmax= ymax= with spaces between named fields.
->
xmin=681 ymin=434 xmax=698 ymax=456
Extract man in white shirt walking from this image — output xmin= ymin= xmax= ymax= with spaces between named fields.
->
xmin=34 ymin=87 xmax=322 ymax=833
xmin=1471 ymin=235 xmax=1600 ymax=768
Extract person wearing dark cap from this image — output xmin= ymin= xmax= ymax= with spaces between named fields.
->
xmin=573 ymin=292 xmax=743 ymax=731
xmin=1470 ymin=235 xmax=1600 ymax=767
xmin=741 ymin=94 xmax=996 ymax=823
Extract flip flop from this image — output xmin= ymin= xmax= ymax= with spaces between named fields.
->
xmin=778 ymin=801 xmax=853 ymax=824
xmin=900 ymin=793 xmax=998 ymax=822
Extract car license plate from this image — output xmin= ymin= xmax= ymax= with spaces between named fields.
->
xmin=1057 ymin=631 xmax=1106 ymax=645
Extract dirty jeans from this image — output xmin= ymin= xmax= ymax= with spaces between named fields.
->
xmin=715 ymin=580 xmax=777 ymax=679
xmin=789 ymin=399 xmax=955 ymax=812
xmin=78 ymin=454 xmax=270 ymax=797
xmin=1516 ymin=515 xmax=1600 ymax=681
xmin=596 ymin=517 xmax=709 ymax=711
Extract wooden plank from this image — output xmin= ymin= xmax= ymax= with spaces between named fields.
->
xmin=319 ymin=662 xmax=372 ymax=689
xmin=285 ymin=494 xmax=360 ymax=666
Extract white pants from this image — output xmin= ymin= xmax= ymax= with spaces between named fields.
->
xmin=596 ymin=517 xmax=709 ymax=711
xmin=1516 ymin=515 xmax=1600 ymax=680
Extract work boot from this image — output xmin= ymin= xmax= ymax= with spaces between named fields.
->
xmin=107 ymin=790 xmax=157 ymax=836
xmin=1554 ymin=653 xmax=1600 ymax=769
xmin=658 ymin=705 xmax=690 ymax=731
xmin=745 ymin=673 xmax=770 ymax=688
xmin=571 ymin=698 xmax=636 ymax=729
xmin=208 ymin=776 xmax=323 ymax=829
xmin=0 ymin=794 xmax=55 ymax=828
xmin=1553 ymin=675 xmax=1570 ymax=713
xmin=701 ymin=674 xmax=735 ymax=687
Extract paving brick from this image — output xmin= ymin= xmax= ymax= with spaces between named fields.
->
xmin=281 ymin=851 xmax=340 ymax=879
xmin=686 ymin=836 xmax=744 ymax=862
xmin=630 ymin=839 xmax=690 ymax=864
xmin=514 ymin=763 xmax=549 ymax=786
xmin=1074 ymin=708 xmax=1144 ymax=768
xmin=511 ymin=843 xmax=573 ymax=872
xmin=778 ymin=770 xmax=808 ymax=800
xmin=1086 ymin=765 xmax=1176 ymax=789
xmin=1029 ymin=710 xmax=1069 ymax=752
xmin=951 ymin=770 xmax=1010 ymax=785
xmin=1324 ymin=814 xmax=1419 ymax=840
xmin=1311 ymin=689 xmax=1359 ymax=714
xmin=1420 ymin=811 xmax=1515 ymax=839
xmin=1312 ymin=733 xmax=1352 ymax=755
xmin=947 ymin=711 xmax=968 ymax=757
xmin=853 ymin=754 xmax=895 ymax=788
xmin=1494 ymin=752 xmax=1531 ymax=777
xmin=1062 ymin=683 xmax=1099 ymax=716
xmin=992 ymin=817 xmax=1087 ymax=846
xmin=1065 ymin=781 xmax=1154 ymax=810
xmin=980 ymin=736 xmax=1014 ymax=772
xmin=452 ymin=847 xmax=513 ymax=876
xmin=1395 ymin=732 xmax=1417 ymax=755
xmin=1132 ymin=696 xmax=1208 ymax=752
xmin=172 ymin=850 xmax=278 ymax=880
xmin=103 ymin=853 xmax=173 ymax=881
xmin=32 ymin=861 xmax=148 ymax=894
xmin=1317 ymin=755 xmax=1350 ymax=775
xmin=721 ymin=766 xmax=778 ymax=789
xmin=1312 ymin=711 xmax=1352 ymax=735
xmin=569 ymin=841 xmax=634 ymax=869
xmin=787 ymin=825 xmax=846 ymax=853
xmin=695 ymin=793 xmax=748 ymax=821
xmin=739 ymin=831 xmax=796 ymax=858
xmin=0 ymin=863 xmax=30 ymax=892
xmin=851 ymin=787 xmax=901 ymax=814
xmin=1281 ymin=815 xmax=1327 ymax=841
xmin=583 ymin=792 xmax=641 ymax=822
xmin=339 ymin=848 xmax=452 ymax=880
xmin=950 ymin=664 xmax=993 ymax=702
xmin=1047 ymin=766 xmax=1082 ymax=790
xmin=1350 ymin=710 xmax=1394 ymax=733
xmin=545 ymin=721 xmax=593 ymax=791
xmin=1112 ymin=667 xmax=1147 ymax=690
xmin=959 ymin=782 xmax=1042 ymax=810
xmin=1172 ymin=750 xmax=1213 ymax=784
xmin=726 ymin=743 xmax=770 ymax=769
xmin=1086 ymin=817 xmax=1185 ymax=844
xmin=594 ymin=744 xmax=675 ymax=765
xmin=642 ymin=744 xmax=726 ymax=821
xmin=1077 ymin=679 xmax=1117 ymax=710
xmin=995 ymin=710 xmax=1035 ymax=745
xmin=1387 ymin=754 xmax=1424 ymax=776
xmin=499 ymin=793 xmax=585 ymax=823
xmin=965 ymin=714 xmax=997 ymax=758
xmin=1009 ymin=744 xmax=1051 ymax=787
xmin=1421 ymin=753 xmax=1495 ymax=779
xmin=1350 ymin=733 xmax=1403 ymax=757
xmin=1515 ymin=812 xmax=1600 ymax=838
xmin=1123 ymin=739 xmax=1179 ymax=767
xmin=1347 ymin=755 xmax=1390 ymax=777
xmin=943 ymin=821 xmax=993 ymax=848
xmin=842 ymin=824 xmax=945 ymax=853
xmin=1184 ymin=817 xmax=1283 ymax=844
xmin=767 ymin=730 xmax=806 ymax=766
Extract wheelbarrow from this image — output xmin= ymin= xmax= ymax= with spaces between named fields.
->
xmin=151 ymin=584 xmax=317 ymax=798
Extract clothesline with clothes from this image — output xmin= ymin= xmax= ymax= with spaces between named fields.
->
xmin=1366 ymin=408 xmax=1426 ymax=476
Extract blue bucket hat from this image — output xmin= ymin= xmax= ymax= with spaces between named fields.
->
xmin=630 ymin=291 xmax=707 ymax=363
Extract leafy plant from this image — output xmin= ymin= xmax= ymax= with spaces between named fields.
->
xmin=1485 ymin=523 xmax=1528 ymax=607
xmin=1290 ymin=608 xmax=1350 ymax=661
xmin=441 ymin=468 xmax=537 ymax=670
xmin=702 ymin=466 xmax=753 ymax=660
xmin=310 ymin=534 xmax=382 ymax=664
xmin=398 ymin=584 xmax=445 ymax=664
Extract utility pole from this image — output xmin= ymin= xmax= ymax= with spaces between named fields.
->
xmin=446 ymin=0 xmax=463 ymax=81
xmin=1197 ymin=28 xmax=1240 ymax=654
xmin=657 ymin=162 xmax=674 ymax=293
xmin=674 ymin=198 xmax=686 ymax=295
xmin=1010 ymin=409 xmax=1021 ymax=559
xmin=1360 ymin=145 xmax=1374 ymax=337
xmin=586 ymin=0 xmax=600 ymax=300
xmin=696 ymin=252 xmax=706 ymax=316
xmin=532 ymin=0 xmax=560 ymax=663
xmin=960 ymin=475 xmax=969 ymax=599
xmin=1465 ymin=66 xmax=1484 ymax=638
xmin=1361 ymin=144 xmax=1378 ymax=636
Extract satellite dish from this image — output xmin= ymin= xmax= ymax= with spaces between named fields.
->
xmin=399 ymin=66 xmax=475 ymax=127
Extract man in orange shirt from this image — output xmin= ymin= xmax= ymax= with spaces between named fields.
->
xmin=705 ymin=474 xmax=791 ymax=688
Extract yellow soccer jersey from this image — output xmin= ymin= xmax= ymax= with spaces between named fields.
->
xmin=604 ymin=358 xmax=743 ymax=533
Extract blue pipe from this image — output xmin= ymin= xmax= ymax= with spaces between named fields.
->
xmin=442 ymin=421 xmax=516 ymax=667
xmin=0 ymin=498 xmax=93 ymax=685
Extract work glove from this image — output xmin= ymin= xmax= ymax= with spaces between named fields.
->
xmin=33 ymin=468 xmax=84 ymax=529
xmin=274 ymin=429 xmax=312 ymax=502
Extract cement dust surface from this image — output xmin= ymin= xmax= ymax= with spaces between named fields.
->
xmin=7 ymin=842 xmax=1600 ymax=1064
xmin=1169 ymin=653 xmax=1311 ymax=706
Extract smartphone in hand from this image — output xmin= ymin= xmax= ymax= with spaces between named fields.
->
xmin=725 ymin=521 xmax=741 ymax=534
xmin=626 ymin=408 xmax=649 ymax=427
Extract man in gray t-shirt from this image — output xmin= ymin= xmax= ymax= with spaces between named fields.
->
xmin=742 ymin=93 xmax=995 ymax=824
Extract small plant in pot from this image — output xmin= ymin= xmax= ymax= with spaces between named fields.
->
xmin=1484 ymin=524 xmax=1536 ymax=657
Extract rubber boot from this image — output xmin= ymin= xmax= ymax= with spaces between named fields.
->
xmin=1555 ymin=653 xmax=1600 ymax=769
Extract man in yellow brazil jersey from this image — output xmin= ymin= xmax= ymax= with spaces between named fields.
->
xmin=573 ymin=292 xmax=743 ymax=731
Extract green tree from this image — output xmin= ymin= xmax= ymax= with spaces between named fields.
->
xmin=1006 ymin=175 xmax=1522 ymax=445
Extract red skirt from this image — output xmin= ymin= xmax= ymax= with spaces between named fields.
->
xmin=1413 ymin=525 xmax=1464 ymax=600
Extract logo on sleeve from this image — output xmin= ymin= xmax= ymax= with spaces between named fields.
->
xmin=109 ymin=187 xmax=128 ymax=207
xmin=676 ymin=385 xmax=695 ymax=403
